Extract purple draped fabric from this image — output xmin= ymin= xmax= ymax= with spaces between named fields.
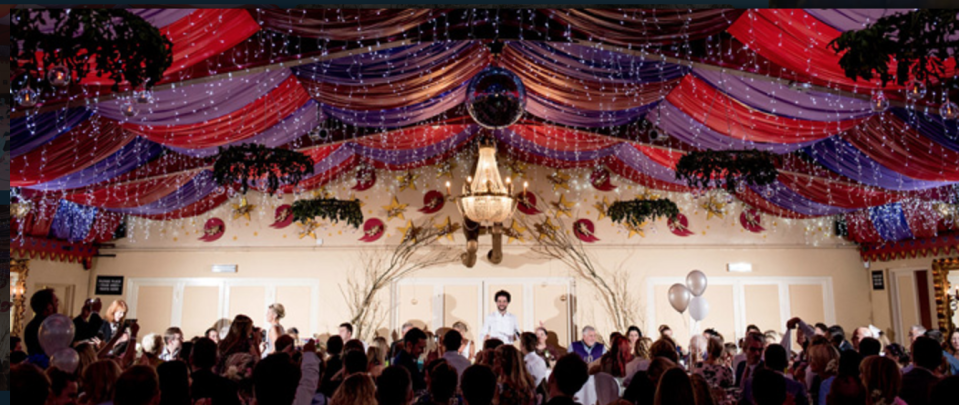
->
xmin=612 ymin=143 xmax=685 ymax=185
xmin=48 ymin=200 xmax=98 ymax=242
xmin=657 ymin=103 xmax=820 ymax=153
xmin=110 ymin=170 xmax=217 ymax=216
xmin=891 ymin=108 xmax=959 ymax=153
xmin=349 ymin=126 xmax=479 ymax=166
xmin=493 ymin=127 xmax=619 ymax=162
xmin=12 ymin=108 xmax=92 ymax=158
xmin=751 ymin=182 xmax=853 ymax=216
xmin=517 ymin=42 xmax=689 ymax=84
xmin=869 ymin=203 xmax=914 ymax=241
xmin=693 ymin=69 xmax=875 ymax=122
xmin=525 ymin=93 xmax=655 ymax=127
xmin=167 ymin=101 xmax=323 ymax=157
xmin=806 ymin=138 xmax=951 ymax=191
xmin=805 ymin=9 xmax=911 ymax=31
xmin=26 ymin=137 xmax=163 ymax=191
xmin=129 ymin=9 xmax=196 ymax=27
xmin=294 ymin=41 xmax=482 ymax=85
xmin=93 ymin=70 xmax=290 ymax=125
xmin=323 ymin=85 xmax=466 ymax=128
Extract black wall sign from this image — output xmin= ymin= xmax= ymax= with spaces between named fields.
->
xmin=871 ymin=271 xmax=885 ymax=290
xmin=96 ymin=276 xmax=124 ymax=295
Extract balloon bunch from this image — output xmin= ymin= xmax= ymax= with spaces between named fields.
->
xmin=38 ymin=314 xmax=80 ymax=373
xmin=668 ymin=270 xmax=710 ymax=322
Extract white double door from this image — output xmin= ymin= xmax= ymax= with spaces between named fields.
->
xmin=392 ymin=277 xmax=574 ymax=346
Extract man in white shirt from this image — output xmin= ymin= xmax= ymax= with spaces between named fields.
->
xmin=478 ymin=290 xmax=520 ymax=344
xmin=441 ymin=330 xmax=472 ymax=387
xmin=520 ymin=332 xmax=548 ymax=387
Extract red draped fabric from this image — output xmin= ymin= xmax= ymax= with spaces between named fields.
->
xmin=501 ymin=144 xmax=605 ymax=170
xmin=83 ymin=211 xmax=124 ymax=244
xmin=845 ymin=211 xmax=884 ymax=243
xmin=842 ymin=115 xmax=959 ymax=182
xmin=507 ymin=124 xmax=622 ymax=152
xmin=12 ymin=117 xmax=134 ymax=187
xmin=161 ymin=9 xmax=261 ymax=76
xmin=548 ymin=9 xmax=745 ymax=47
xmin=301 ymin=144 xmax=346 ymax=165
xmin=109 ymin=154 xmax=213 ymax=185
xmin=134 ymin=188 xmax=232 ymax=220
xmin=735 ymin=188 xmax=813 ymax=219
xmin=355 ymin=125 xmax=472 ymax=149
xmin=281 ymin=154 xmax=357 ymax=192
xmin=777 ymin=172 xmax=903 ymax=209
xmin=606 ymin=158 xmax=690 ymax=193
xmin=901 ymin=201 xmax=940 ymax=239
xmin=255 ymin=9 xmax=445 ymax=40
xmin=66 ymin=171 xmax=200 ymax=208
xmin=123 ymin=76 xmax=311 ymax=149
xmin=666 ymin=75 xmax=865 ymax=143
xmin=633 ymin=144 xmax=684 ymax=170
xmin=12 ymin=199 xmax=61 ymax=237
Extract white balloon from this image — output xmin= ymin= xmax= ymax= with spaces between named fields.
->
xmin=686 ymin=270 xmax=708 ymax=297
xmin=39 ymin=314 xmax=76 ymax=355
xmin=689 ymin=296 xmax=710 ymax=322
xmin=668 ymin=283 xmax=692 ymax=313
xmin=50 ymin=347 xmax=80 ymax=373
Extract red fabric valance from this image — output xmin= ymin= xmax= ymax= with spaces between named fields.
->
xmin=842 ymin=115 xmax=959 ymax=182
xmin=777 ymin=172 xmax=903 ymax=209
xmin=66 ymin=171 xmax=199 ymax=209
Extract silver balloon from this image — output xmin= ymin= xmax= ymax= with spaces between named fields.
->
xmin=668 ymin=283 xmax=692 ymax=313
xmin=50 ymin=347 xmax=80 ymax=373
xmin=689 ymin=296 xmax=710 ymax=322
xmin=686 ymin=270 xmax=708 ymax=297
xmin=39 ymin=314 xmax=76 ymax=355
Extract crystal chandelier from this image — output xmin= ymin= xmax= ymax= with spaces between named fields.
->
xmin=451 ymin=139 xmax=519 ymax=267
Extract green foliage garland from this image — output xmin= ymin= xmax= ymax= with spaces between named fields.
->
xmin=608 ymin=199 xmax=679 ymax=228
xmin=11 ymin=9 xmax=173 ymax=93
xmin=292 ymin=198 xmax=364 ymax=229
xmin=675 ymin=150 xmax=778 ymax=193
xmin=828 ymin=10 xmax=959 ymax=87
xmin=213 ymin=144 xmax=315 ymax=196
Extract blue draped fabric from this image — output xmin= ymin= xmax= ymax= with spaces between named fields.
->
xmin=110 ymin=171 xmax=218 ymax=216
xmin=294 ymin=41 xmax=479 ymax=85
xmin=48 ymin=200 xmax=98 ymax=242
xmin=525 ymin=93 xmax=655 ymax=127
xmin=11 ymin=108 xmax=92 ymax=158
xmin=26 ymin=138 xmax=164 ymax=191
xmin=869 ymin=203 xmax=914 ymax=241
xmin=658 ymin=103 xmax=820 ymax=153
xmin=751 ymin=182 xmax=854 ymax=216
xmin=891 ymin=108 xmax=959 ymax=153
xmin=805 ymin=138 xmax=952 ymax=191
xmin=612 ymin=143 xmax=686 ymax=185
xmin=350 ymin=126 xmax=480 ymax=165
xmin=514 ymin=42 xmax=688 ymax=84
xmin=323 ymin=85 xmax=466 ymax=128
xmin=492 ymin=127 xmax=619 ymax=162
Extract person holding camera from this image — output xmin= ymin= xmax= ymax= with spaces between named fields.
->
xmin=74 ymin=297 xmax=105 ymax=343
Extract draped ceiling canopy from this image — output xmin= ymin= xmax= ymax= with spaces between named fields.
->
xmin=8 ymin=8 xmax=959 ymax=247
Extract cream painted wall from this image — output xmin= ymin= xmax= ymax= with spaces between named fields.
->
xmin=866 ymin=253 xmax=958 ymax=344
xmin=20 ymin=259 xmax=93 ymax=328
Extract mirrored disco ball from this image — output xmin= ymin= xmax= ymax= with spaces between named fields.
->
xmin=466 ymin=67 xmax=526 ymax=129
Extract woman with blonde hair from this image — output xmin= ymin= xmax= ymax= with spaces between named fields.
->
xmin=493 ymin=345 xmax=536 ymax=405
xmin=99 ymin=300 xmax=128 ymax=341
xmin=808 ymin=342 xmax=841 ymax=405
xmin=264 ymin=303 xmax=286 ymax=357
xmin=368 ymin=337 xmax=389 ymax=377
xmin=860 ymin=355 xmax=906 ymax=405
xmin=331 ymin=374 xmax=377 ymax=405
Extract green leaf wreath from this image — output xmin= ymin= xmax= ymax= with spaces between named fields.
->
xmin=828 ymin=10 xmax=959 ymax=87
xmin=292 ymin=198 xmax=364 ymax=229
xmin=607 ymin=199 xmax=679 ymax=228
xmin=213 ymin=144 xmax=315 ymax=196
xmin=675 ymin=150 xmax=778 ymax=193
xmin=11 ymin=9 xmax=173 ymax=93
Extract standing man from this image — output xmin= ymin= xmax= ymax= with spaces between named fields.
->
xmin=24 ymin=289 xmax=60 ymax=356
xmin=478 ymin=290 xmax=520 ymax=344
xmin=568 ymin=326 xmax=605 ymax=363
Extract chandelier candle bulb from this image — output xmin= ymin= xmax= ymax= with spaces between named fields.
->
xmin=446 ymin=181 xmax=452 ymax=196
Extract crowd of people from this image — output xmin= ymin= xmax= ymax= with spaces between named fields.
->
xmin=9 ymin=288 xmax=959 ymax=405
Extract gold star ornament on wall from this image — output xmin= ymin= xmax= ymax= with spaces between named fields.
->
xmin=551 ymin=195 xmax=575 ymax=218
xmin=623 ymin=221 xmax=647 ymax=239
xmin=701 ymin=196 xmax=726 ymax=220
xmin=298 ymin=219 xmax=319 ymax=240
xmin=504 ymin=220 xmax=527 ymax=244
xmin=382 ymin=196 xmax=409 ymax=221
xmin=593 ymin=196 xmax=612 ymax=221
xmin=232 ymin=197 xmax=255 ymax=221
xmin=546 ymin=172 xmax=571 ymax=191
xmin=434 ymin=216 xmax=461 ymax=241
xmin=398 ymin=220 xmax=423 ymax=243
xmin=395 ymin=171 xmax=419 ymax=191
xmin=534 ymin=217 xmax=560 ymax=241
xmin=436 ymin=160 xmax=456 ymax=179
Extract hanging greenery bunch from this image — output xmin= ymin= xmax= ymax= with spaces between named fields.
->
xmin=829 ymin=10 xmax=959 ymax=87
xmin=292 ymin=198 xmax=364 ymax=229
xmin=11 ymin=9 xmax=173 ymax=93
xmin=675 ymin=149 xmax=778 ymax=193
xmin=607 ymin=199 xmax=680 ymax=228
xmin=213 ymin=144 xmax=315 ymax=196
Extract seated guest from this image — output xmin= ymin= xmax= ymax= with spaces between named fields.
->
xmin=442 ymin=330 xmax=471 ymax=383
xmin=687 ymin=374 xmax=714 ymax=405
xmin=377 ymin=366 xmax=414 ymax=405
xmin=591 ymin=334 xmax=633 ymax=379
xmin=483 ymin=338 xmax=503 ymax=351
xmin=254 ymin=354 xmax=301 ymax=405
xmin=653 ymin=368 xmax=695 ymax=405
xmin=900 ymin=336 xmax=944 ymax=405
xmin=623 ymin=337 xmax=679 ymax=387
xmin=190 ymin=338 xmax=240 ymax=405
xmin=415 ymin=362 xmax=458 ymax=405
xmin=545 ymin=354 xmax=590 ymax=405
xmin=393 ymin=327 xmax=428 ymax=392
xmin=693 ymin=336 xmax=734 ymax=389
xmin=494 ymin=345 xmax=536 ymax=405
xmin=857 ymin=337 xmax=881 ymax=357
xmin=462 ymin=365 xmax=497 ymax=405
xmin=46 ymin=368 xmax=79 ymax=405
xmin=115 ymin=366 xmax=162 ymax=405
xmin=752 ymin=368 xmax=787 ymax=405
xmin=331 ymin=374 xmax=377 ymax=405
xmin=859 ymin=355 xmax=906 ymax=405
xmin=568 ymin=326 xmax=606 ymax=363
xmin=535 ymin=326 xmax=562 ymax=366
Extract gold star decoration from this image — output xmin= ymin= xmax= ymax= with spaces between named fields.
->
xmin=382 ymin=196 xmax=409 ymax=221
xmin=534 ymin=217 xmax=560 ymax=241
xmin=312 ymin=187 xmax=335 ymax=199
xmin=504 ymin=159 xmax=528 ymax=178
xmin=434 ymin=216 xmax=461 ymax=241
xmin=232 ymin=197 xmax=256 ymax=221
xmin=504 ymin=220 xmax=527 ymax=244
xmin=546 ymin=172 xmax=571 ymax=191
xmin=298 ymin=219 xmax=319 ymax=239
xmin=397 ymin=220 xmax=424 ymax=243
xmin=551 ymin=195 xmax=575 ymax=218
xmin=701 ymin=196 xmax=726 ymax=220
xmin=623 ymin=221 xmax=647 ymax=239
xmin=12 ymin=201 xmax=33 ymax=220
xmin=593 ymin=196 xmax=612 ymax=221
xmin=636 ymin=188 xmax=662 ymax=201
xmin=395 ymin=171 xmax=419 ymax=191
xmin=436 ymin=160 xmax=456 ymax=179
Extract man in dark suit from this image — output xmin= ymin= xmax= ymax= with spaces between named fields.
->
xmin=24 ymin=289 xmax=59 ymax=356
xmin=736 ymin=332 xmax=766 ymax=388
xmin=900 ymin=336 xmax=943 ymax=405
xmin=392 ymin=327 xmax=428 ymax=392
